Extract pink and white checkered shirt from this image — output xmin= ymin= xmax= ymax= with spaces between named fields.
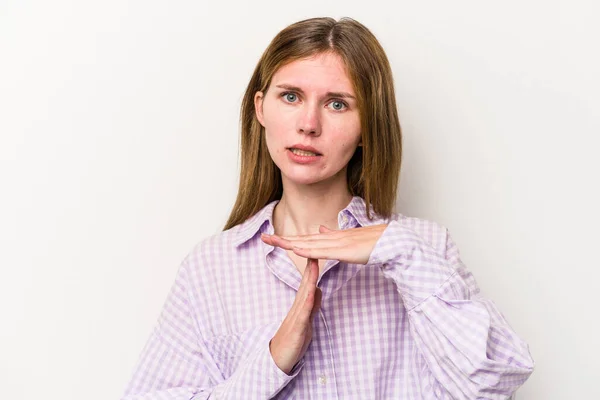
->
xmin=121 ymin=196 xmax=534 ymax=399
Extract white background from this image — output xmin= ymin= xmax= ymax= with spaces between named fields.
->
xmin=1 ymin=1 xmax=598 ymax=398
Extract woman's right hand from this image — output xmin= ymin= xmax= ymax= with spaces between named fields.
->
xmin=269 ymin=258 xmax=322 ymax=375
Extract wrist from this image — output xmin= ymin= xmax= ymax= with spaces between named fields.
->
xmin=269 ymin=338 xmax=292 ymax=375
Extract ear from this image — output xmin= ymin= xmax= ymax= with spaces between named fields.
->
xmin=254 ymin=91 xmax=265 ymax=127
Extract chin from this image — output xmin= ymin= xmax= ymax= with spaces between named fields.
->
xmin=283 ymin=174 xmax=325 ymax=186
xmin=281 ymin=168 xmax=344 ymax=187
xmin=275 ymin=158 xmax=347 ymax=187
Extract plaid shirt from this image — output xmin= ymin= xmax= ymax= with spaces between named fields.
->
xmin=122 ymin=196 xmax=534 ymax=399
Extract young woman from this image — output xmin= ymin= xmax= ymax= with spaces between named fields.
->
xmin=122 ymin=17 xmax=534 ymax=399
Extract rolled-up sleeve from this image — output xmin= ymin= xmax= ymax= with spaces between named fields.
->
xmin=367 ymin=220 xmax=535 ymax=399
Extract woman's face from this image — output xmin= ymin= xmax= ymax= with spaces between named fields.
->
xmin=254 ymin=52 xmax=362 ymax=188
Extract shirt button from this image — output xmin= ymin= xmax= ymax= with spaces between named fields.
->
xmin=318 ymin=374 xmax=327 ymax=385
xmin=341 ymin=214 xmax=348 ymax=224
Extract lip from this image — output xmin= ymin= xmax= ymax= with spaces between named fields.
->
xmin=286 ymin=148 xmax=322 ymax=164
xmin=287 ymin=144 xmax=322 ymax=155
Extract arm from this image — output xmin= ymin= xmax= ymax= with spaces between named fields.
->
xmin=121 ymin=259 xmax=303 ymax=400
xmin=368 ymin=220 xmax=535 ymax=400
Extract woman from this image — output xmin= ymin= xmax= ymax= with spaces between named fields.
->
xmin=122 ymin=17 xmax=534 ymax=399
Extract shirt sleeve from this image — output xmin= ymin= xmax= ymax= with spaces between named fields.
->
xmin=120 ymin=258 xmax=304 ymax=400
xmin=367 ymin=219 xmax=535 ymax=400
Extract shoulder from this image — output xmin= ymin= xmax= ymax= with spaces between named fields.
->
xmin=352 ymin=196 xmax=451 ymax=253
xmin=179 ymin=224 xmax=247 ymax=283
xmin=181 ymin=200 xmax=275 ymax=277
xmin=387 ymin=211 xmax=454 ymax=257
xmin=187 ymin=223 xmax=244 ymax=261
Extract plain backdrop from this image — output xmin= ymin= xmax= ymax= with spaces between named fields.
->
xmin=1 ymin=1 xmax=598 ymax=399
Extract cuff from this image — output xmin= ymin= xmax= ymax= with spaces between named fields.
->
xmin=266 ymin=341 xmax=305 ymax=381
xmin=251 ymin=338 xmax=304 ymax=396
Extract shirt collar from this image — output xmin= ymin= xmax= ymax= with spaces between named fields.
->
xmin=233 ymin=196 xmax=390 ymax=248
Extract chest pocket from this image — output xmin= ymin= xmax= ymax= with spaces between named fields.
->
xmin=205 ymin=321 xmax=281 ymax=378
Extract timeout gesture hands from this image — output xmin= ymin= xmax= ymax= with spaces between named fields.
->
xmin=262 ymin=223 xmax=388 ymax=375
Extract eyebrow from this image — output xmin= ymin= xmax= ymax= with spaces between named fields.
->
xmin=275 ymin=84 xmax=356 ymax=100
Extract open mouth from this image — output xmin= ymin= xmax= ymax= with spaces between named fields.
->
xmin=288 ymin=148 xmax=322 ymax=156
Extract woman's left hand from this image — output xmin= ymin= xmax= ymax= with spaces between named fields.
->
xmin=261 ymin=224 xmax=388 ymax=265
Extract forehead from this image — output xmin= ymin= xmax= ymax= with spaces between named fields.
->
xmin=271 ymin=53 xmax=354 ymax=93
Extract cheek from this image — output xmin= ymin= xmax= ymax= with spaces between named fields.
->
xmin=337 ymin=140 xmax=360 ymax=160
xmin=263 ymin=108 xmax=293 ymax=159
xmin=263 ymin=98 xmax=291 ymax=127
xmin=263 ymin=106 xmax=293 ymax=143
xmin=330 ymin=121 xmax=361 ymax=156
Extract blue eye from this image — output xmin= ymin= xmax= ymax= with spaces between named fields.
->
xmin=283 ymin=92 xmax=297 ymax=102
xmin=330 ymin=101 xmax=346 ymax=111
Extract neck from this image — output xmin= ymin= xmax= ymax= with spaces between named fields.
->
xmin=273 ymin=174 xmax=353 ymax=236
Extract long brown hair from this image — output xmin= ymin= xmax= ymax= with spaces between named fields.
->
xmin=223 ymin=17 xmax=402 ymax=230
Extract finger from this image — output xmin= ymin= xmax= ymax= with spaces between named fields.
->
xmin=319 ymin=225 xmax=336 ymax=233
xmin=301 ymin=259 xmax=318 ymax=302
xmin=280 ymin=237 xmax=348 ymax=250
xmin=260 ymin=233 xmax=275 ymax=246
xmin=298 ymin=256 xmax=313 ymax=289
xmin=301 ymin=259 xmax=319 ymax=319
xmin=307 ymin=258 xmax=319 ymax=286
xmin=297 ymin=257 xmax=318 ymax=303
xmin=299 ymin=258 xmax=317 ymax=290
xmin=278 ymin=232 xmax=340 ymax=241
xmin=264 ymin=237 xmax=332 ymax=255
xmin=292 ymin=256 xmax=313 ymax=309
xmin=261 ymin=235 xmax=296 ymax=251
xmin=274 ymin=227 xmax=361 ymax=243
xmin=278 ymin=226 xmax=378 ymax=241
xmin=292 ymin=245 xmax=344 ymax=261
xmin=260 ymin=233 xmax=278 ymax=245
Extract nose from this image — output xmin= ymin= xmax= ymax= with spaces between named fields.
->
xmin=296 ymin=102 xmax=321 ymax=136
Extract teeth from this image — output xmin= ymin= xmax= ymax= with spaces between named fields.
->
xmin=290 ymin=148 xmax=318 ymax=156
